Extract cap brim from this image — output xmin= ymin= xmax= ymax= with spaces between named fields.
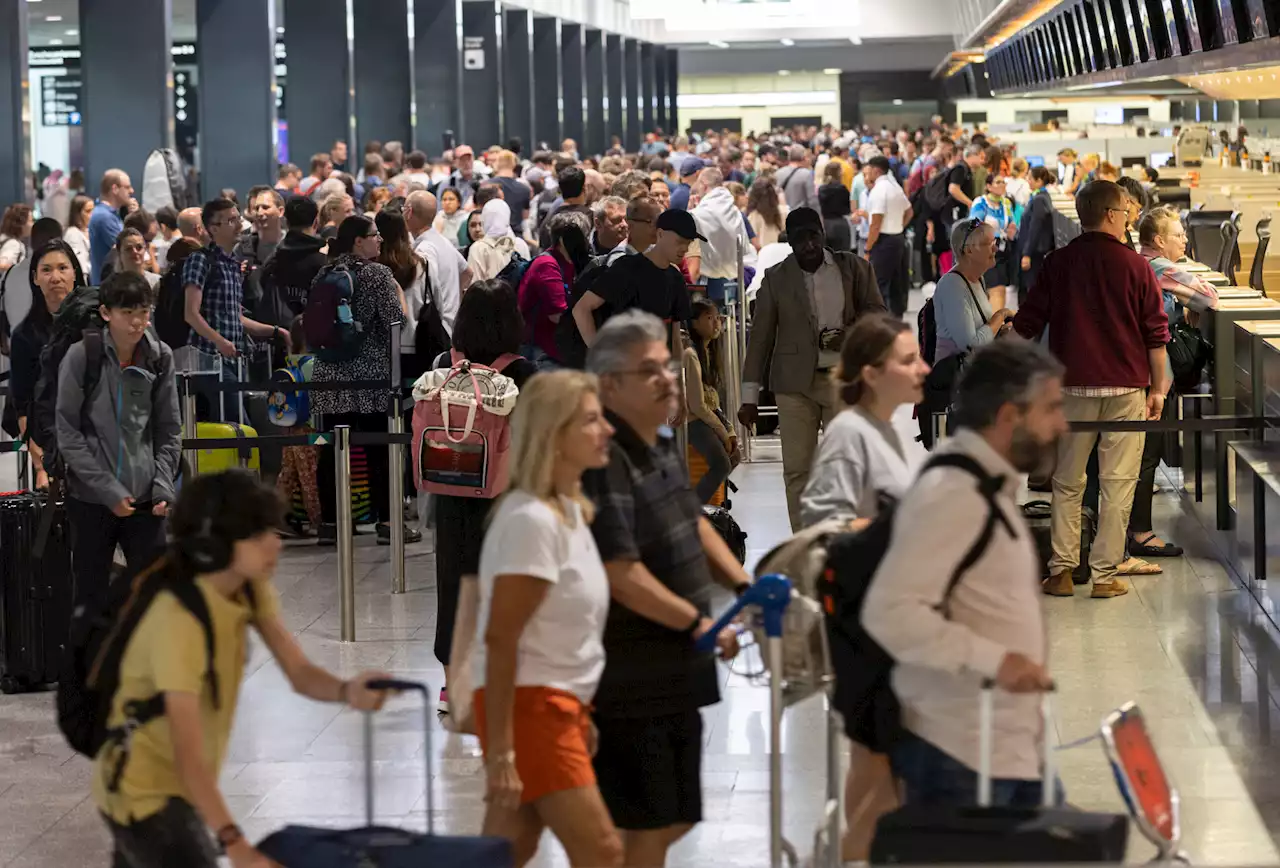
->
xmin=696 ymin=232 xmax=709 ymax=242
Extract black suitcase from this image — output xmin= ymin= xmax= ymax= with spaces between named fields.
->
xmin=1022 ymin=501 xmax=1096 ymax=585
xmin=870 ymin=685 xmax=1129 ymax=864
xmin=702 ymin=504 xmax=747 ymax=564
xmin=0 ymin=493 xmax=74 ymax=694
xmin=258 ymin=679 xmax=512 ymax=867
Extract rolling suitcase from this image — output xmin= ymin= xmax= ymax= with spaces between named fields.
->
xmin=257 ymin=679 xmax=512 ymax=867
xmin=195 ymin=421 xmax=260 ymax=475
xmin=869 ymin=683 xmax=1130 ymax=863
xmin=0 ymin=493 xmax=74 ymax=694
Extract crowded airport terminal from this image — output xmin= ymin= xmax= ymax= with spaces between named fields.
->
xmin=6 ymin=0 xmax=1280 ymax=865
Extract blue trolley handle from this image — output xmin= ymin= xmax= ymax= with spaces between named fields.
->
xmin=694 ymin=573 xmax=793 ymax=652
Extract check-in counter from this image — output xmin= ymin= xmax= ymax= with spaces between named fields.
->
xmin=1203 ymin=298 xmax=1280 ymax=415
xmin=1264 ymin=339 xmax=1280 ymax=434
xmin=1233 ymin=320 xmax=1280 ymax=418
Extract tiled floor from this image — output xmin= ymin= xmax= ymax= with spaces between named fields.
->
xmin=6 ymin=412 xmax=1280 ymax=865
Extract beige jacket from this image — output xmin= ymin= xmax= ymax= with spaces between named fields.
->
xmin=862 ymin=430 xmax=1047 ymax=780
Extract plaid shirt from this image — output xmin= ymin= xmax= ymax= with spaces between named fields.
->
xmin=583 ymin=411 xmax=719 ymax=717
xmin=181 ymin=244 xmax=245 ymax=356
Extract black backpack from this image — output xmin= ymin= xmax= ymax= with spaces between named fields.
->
xmin=154 ymin=267 xmax=191 ymax=350
xmin=817 ymin=453 xmax=1014 ymax=751
xmin=56 ymin=555 xmax=255 ymax=765
xmin=923 ymin=165 xmax=953 ymax=215
xmin=917 ymin=297 xmax=938 ymax=367
xmin=554 ymin=253 xmax=612 ymax=370
xmin=29 ymin=285 xmax=106 ymax=477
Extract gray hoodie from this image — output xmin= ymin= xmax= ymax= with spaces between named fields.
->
xmin=55 ymin=329 xmax=182 ymax=508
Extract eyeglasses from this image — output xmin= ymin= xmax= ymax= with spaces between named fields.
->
xmin=612 ymin=360 xmax=681 ymax=381
xmin=363 ymin=231 xmax=382 ymax=240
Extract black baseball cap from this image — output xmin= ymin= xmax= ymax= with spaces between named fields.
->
xmin=655 ymin=209 xmax=708 ymax=242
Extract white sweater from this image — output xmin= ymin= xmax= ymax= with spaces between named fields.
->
xmin=862 ymin=429 xmax=1047 ymax=780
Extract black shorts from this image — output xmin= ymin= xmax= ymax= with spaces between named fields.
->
xmin=592 ymin=709 xmax=703 ymax=831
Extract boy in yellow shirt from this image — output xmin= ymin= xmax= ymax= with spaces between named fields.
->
xmin=92 ymin=470 xmax=391 ymax=868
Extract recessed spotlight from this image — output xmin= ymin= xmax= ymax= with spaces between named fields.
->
xmin=780 ymin=38 xmax=794 ymax=46
xmin=48 ymin=38 xmax=62 ymax=44
xmin=823 ymin=68 xmax=841 ymax=74
xmin=778 ymin=69 xmax=791 ymax=76
xmin=45 ymin=14 xmax=62 ymax=20
xmin=709 ymin=40 xmax=729 ymax=48
xmin=276 ymin=26 xmax=284 ymax=33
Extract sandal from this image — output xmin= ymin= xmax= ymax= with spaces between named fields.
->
xmin=1129 ymin=532 xmax=1183 ymax=558
xmin=1118 ymin=557 xmax=1162 ymax=576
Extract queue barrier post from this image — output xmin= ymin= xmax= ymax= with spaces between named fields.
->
xmin=181 ymin=372 xmax=199 ymax=480
xmin=736 ymin=237 xmax=752 ymax=463
xmin=335 ymin=425 xmax=356 ymax=642
xmin=389 ymin=325 xmax=406 ymax=595
xmin=673 ymin=319 xmax=688 ymax=461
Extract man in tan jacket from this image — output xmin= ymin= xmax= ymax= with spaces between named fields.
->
xmin=739 ymin=207 xmax=886 ymax=530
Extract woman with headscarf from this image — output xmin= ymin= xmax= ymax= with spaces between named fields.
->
xmin=467 ymin=199 xmax=531 ymax=282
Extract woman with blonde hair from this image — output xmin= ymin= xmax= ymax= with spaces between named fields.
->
xmin=474 ymin=369 xmax=622 ymax=868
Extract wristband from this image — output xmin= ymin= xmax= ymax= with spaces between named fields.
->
xmin=215 ymin=823 xmax=244 ymax=851
xmin=681 ymin=612 xmax=702 ymax=637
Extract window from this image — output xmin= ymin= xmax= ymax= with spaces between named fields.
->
xmin=961 ymin=111 xmax=988 ymax=124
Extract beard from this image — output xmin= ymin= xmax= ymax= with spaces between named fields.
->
xmin=1009 ymin=424 xmax=1055 ymax=473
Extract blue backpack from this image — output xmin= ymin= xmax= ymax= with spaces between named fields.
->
xmin=304 ymin=263 xmax=364 ymax=362
xmin=268 ymin=355 xmax=314 ymax=428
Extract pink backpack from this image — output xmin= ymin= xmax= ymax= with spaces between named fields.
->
xmin=411 ymin=351 xmax=523 ymax=498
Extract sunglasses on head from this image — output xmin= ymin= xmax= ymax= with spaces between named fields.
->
xmin=958 ymin=217 xmax=984 ymax=252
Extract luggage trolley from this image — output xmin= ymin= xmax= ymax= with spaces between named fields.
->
xmin=696 ymin=573 xmax=841 ymax=868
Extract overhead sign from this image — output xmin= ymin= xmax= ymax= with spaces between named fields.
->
xmin=463 ymin=36 xmax=485 ymax=70
xmin=40 ymin=74 xmax=81 ymax=126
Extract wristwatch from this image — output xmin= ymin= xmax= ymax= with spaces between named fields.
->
xmin=215 ymin=823 xmax=244 ymax=852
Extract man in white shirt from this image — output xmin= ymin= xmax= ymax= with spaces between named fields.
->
xmin=688 ymin=168 xmax=750 ymax=308
xmin=864 ymin=156 xmax=913 ymax=318
xmin=405 ymin=190 xmax=472 ymax=341
xmin=863 ymin=339 xmax=1067 ymax=806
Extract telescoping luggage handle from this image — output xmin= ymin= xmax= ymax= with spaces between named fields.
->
xmin=978 ymin=678 xmax=1057 ymax=809
xmin=363 ymin=679 xmax=435 ymax=832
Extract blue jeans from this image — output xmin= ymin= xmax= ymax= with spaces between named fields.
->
xmin=889 ymin=733 xmax=1063 ymax=808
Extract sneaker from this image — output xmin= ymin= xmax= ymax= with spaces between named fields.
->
xmin=316 ymin=523 xmax=337 ymax=546
xmin=1091 ymin=579 xmax=1130 ymax=599
xmin=438 ymin=688 xmax=449 ymax=714
xmin=1041 ymin=571 xmax=1075 ymax=597
xmin=376 ymin=523 xmax=424 ymax=545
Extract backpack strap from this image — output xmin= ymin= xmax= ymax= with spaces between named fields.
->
xmin=166 ymin=580 xmax=221 ymax=710
xmin=918 ymin=453 xmax=1016 ymax=615
xmin=491 ymin=353 xmax=524 ymax=373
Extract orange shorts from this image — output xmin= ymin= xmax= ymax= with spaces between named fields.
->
xmin=473 ymin=686 xmax=596 ymax=805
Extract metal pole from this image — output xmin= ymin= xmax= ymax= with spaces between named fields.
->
xmin=181 ymin=372 xmax=199 ymax=480
xmin=336 ymin=425 xmax=356 ymax=643
xmin=672 ymin=322 xmax=688 ymax=461
xmin=932 ymin=412 xmax=948 ymax=447
xmin=768 ymin=634 xmax=785 ymax=868
xmin=389 ymin=324 xmax=406 ymax=594
xmin=826 ymin=691 xmax=842 ymax=868
xmin=736 ymin=238 xmax=753 ymax=463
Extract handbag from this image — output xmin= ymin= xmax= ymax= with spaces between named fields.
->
xmin=1167 ymin=321 xmax=1209 ymax=393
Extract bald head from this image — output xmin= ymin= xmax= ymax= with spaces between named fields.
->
xmin=405 ymin=191 xmax=437 ymax=235
xmin=583 ymin=170 xmax=606 ymax=205
xmin=178 ymin=207 xmax=208 ymax=243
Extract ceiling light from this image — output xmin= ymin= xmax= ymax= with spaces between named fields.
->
xmin=48 ymin=38 xmax=62 ymax=44
xmin=709 ymin=40 xmax=729 ymax=48
xmin=778 ymin=70 xmax=791 ymax=76
xmin=893 ymin=98 xmax=903 ymax=105
xmin=849 ymin=36 xmax=862 ymax=45
xmin=65 ymin=28 xmax=77 ymax=35
xmin=45 ymin=14 xmax=62 ymax=20
xmin=276 ymin=26 xmax=285 ymax=33
xmin=780 ymin=38 xmax=794 ymax=46
xmin=823 ymin=68 xmax=841 ymax=75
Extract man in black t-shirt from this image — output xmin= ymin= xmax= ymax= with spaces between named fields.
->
xmin=491 ymin=149 xmax=531 ymax=237
xmin=572 ymin=209 xmax=702 ymax=347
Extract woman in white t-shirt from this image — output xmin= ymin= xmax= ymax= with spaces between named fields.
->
xmin=474 ymin=370 xmax=622 ymax=868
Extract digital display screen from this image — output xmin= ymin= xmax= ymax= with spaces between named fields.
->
xmin=1095 ymin=105 xmax=1125 ymax=124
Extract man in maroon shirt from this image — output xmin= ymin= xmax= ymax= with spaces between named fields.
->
xmin=1013 ymin=180 xmax=1170 ymax=600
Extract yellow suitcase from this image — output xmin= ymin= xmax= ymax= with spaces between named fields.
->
xmin=195 ymin=422 xmax=260 ymax=475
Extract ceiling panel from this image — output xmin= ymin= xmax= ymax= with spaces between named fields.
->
xmin=24 ymin=0 xmax=285 ymax=47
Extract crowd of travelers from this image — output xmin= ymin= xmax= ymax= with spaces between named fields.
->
xmin=0 ymin=117 xmax=1194 ymax=866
